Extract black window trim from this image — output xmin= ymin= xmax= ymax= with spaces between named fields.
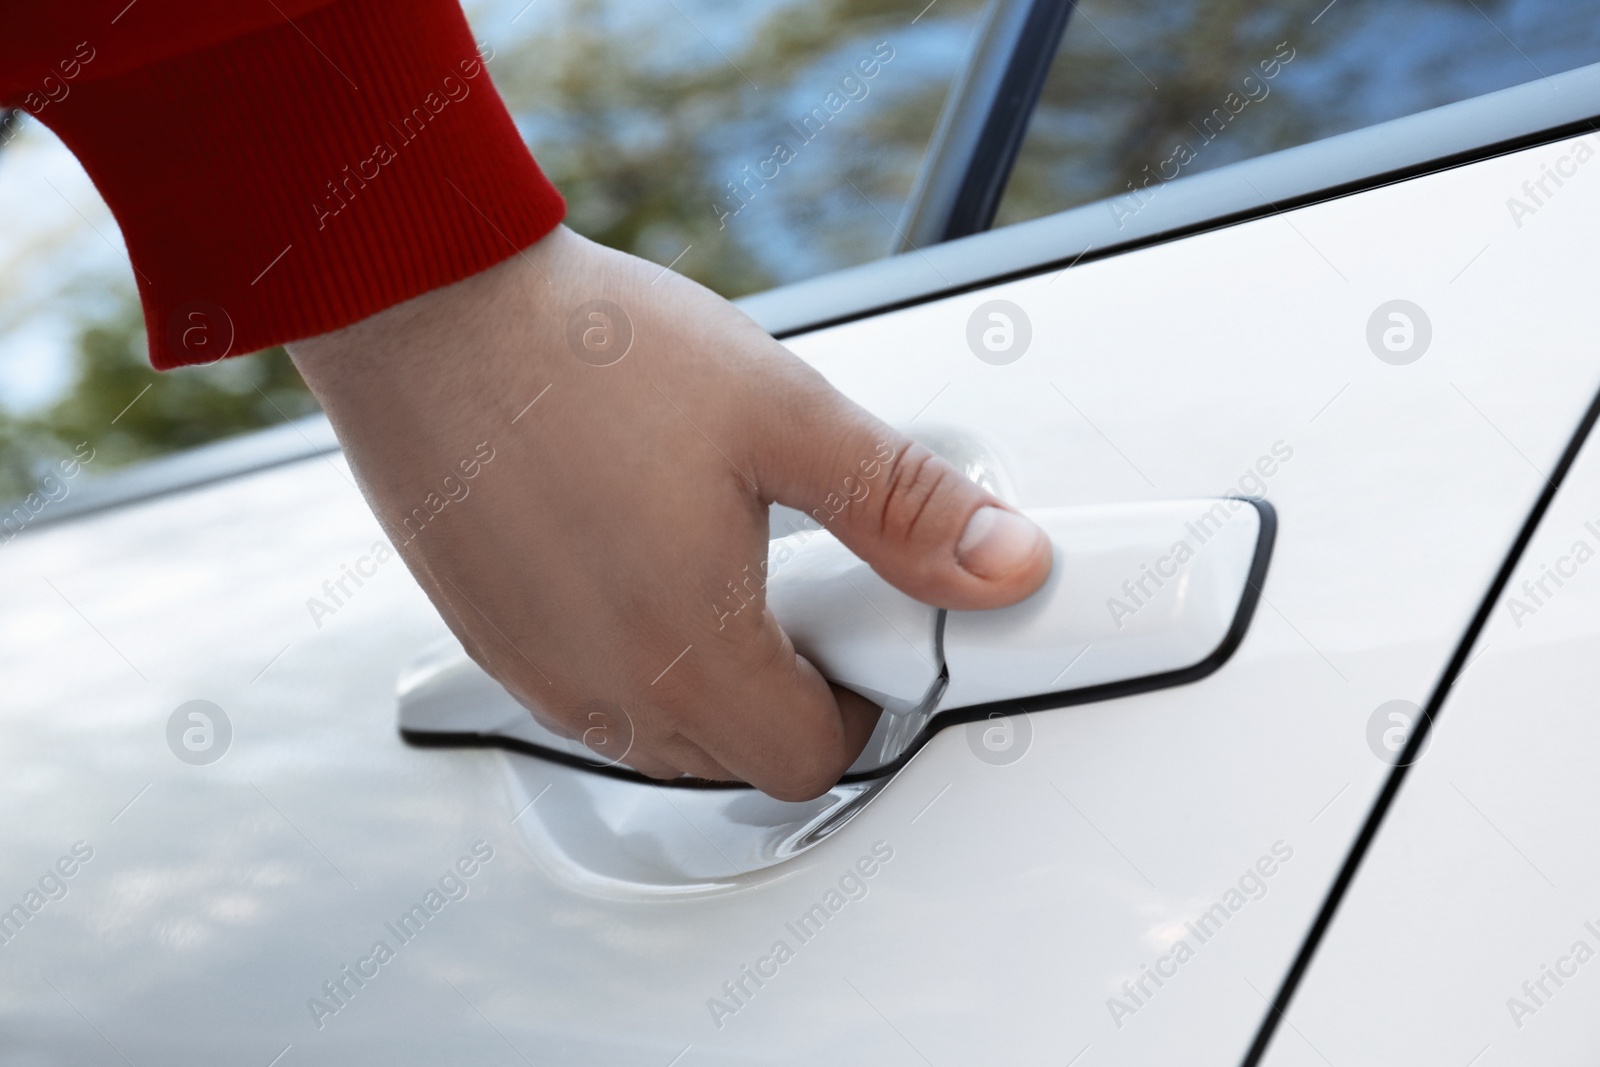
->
xmin=894 ymin=0 xmax=1075 ymax=250
xmin=750 ymin=57 xmax=1600 ymax=339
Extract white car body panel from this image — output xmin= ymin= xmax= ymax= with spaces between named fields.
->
xmin=4 ymin=135 xmax=1600 ymax=1067
xmin=1258 ymin=263 xmax=1600 ymax=1063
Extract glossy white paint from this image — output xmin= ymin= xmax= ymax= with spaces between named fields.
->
xmin=1258 ymin=326 xmax=1600 ymax=1063
xmin=765 ymin=132 xmax=1600 ymax=1063
xmin=5 ymin=132 xmax=1600 ymax=1064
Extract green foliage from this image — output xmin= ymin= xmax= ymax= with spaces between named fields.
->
xmin=998 ymin=0 xmax=1563 ymax=226
xmin=0 ymin=291 xmax=318 ymax=499
xmin=43 ymin=298 xmax=316 ymax=465
xmin=492 ymin=0 xmax=984 ymax=296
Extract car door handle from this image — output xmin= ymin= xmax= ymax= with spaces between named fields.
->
xmin=769 ymin=498 xmax=1273 ymax=773
xmin=400 ymin=498 xmax=1272 ymax=775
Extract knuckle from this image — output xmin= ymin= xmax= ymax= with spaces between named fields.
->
xmin=749 ymin=618 xmax=800 ymax=681
xmin=876 ymin=443 xmax=950 ymax=544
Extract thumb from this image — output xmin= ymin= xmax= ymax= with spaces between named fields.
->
xmin=756 ymin=374 xmax=1053 ymax=611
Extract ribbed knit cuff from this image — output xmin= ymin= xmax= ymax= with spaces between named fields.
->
xmin=41 ymin=0 xmax=566 ymax=368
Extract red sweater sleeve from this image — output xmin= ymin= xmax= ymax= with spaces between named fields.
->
xmin=2 ymin=0 xmax=566 ymax=369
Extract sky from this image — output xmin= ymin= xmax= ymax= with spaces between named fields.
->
xmin=0 ymin=119 xmax=129 ymax=413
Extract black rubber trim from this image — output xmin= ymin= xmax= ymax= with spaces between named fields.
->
xmin=773 ymin=114 xmax=1600 ymax=342
xmin=1239 ymin=385 xmax=1600 ymax=1065
xmin=401 ymin=498 xmax=1276 ymax=790
xmin=932 ymin=0 xmax=1076 ymax=243
xmin=399 ymin=726 xmax=753 ymax=788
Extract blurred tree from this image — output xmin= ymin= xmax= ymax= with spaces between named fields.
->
xmin=998 ymin=0 xmax=1589 ymax=226
xmin=56 ymin=303 xmax=317 ymax=459
xmin=0 ymin=418 xmax=39 ymax=502
xmin=0 ymin=288 xmax=318 ymax=499
xmin=491 ymin=0 xmax=985 ymax=295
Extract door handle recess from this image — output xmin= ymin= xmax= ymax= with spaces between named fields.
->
xmin=396 ymin=498 xmax=1273 ymax=889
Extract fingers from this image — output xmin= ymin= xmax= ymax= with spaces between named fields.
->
xmin=640 ymin=610 xmax=882 ymax=801
xmin=751 ymin=367 xmax=1053 ymax=611
xmin=530 ymin=693 xmax=741 ymax=783
xmin=545 ymin=639 xmax=871 ymax=795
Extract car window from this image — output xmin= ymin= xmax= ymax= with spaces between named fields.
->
xmin=996 ymin=0 xmax=1600 ymax=229
xmin=0 ymin=0 xmax=985 ymax=500
xmin=479 ymin=0 xmax=987 ymax=297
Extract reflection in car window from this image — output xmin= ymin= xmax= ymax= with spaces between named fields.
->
xmin=480 ymin=0 xmax=985 ymax=299
xmin=0 ymin=0 xmax=982 ymax=500
xmin=996 ymin=0 xmax=1600 ymax=229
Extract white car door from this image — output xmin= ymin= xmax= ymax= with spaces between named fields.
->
xmin=7 ymin=26 xmax=1600 ymax=1067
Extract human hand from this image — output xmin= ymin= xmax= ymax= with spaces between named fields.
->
xmin=287 ymin=226 xmax=1051 ymax=800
